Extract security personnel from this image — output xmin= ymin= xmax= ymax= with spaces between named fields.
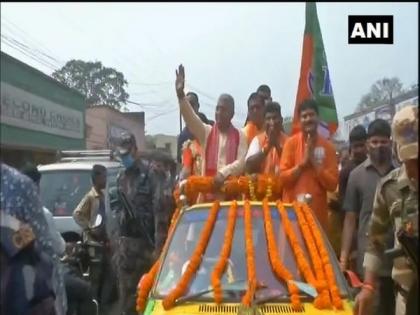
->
xmin=113 ymin=133 xmax=169 ymax=315
xmin=354 ymin=105 xmax=418 ymax=315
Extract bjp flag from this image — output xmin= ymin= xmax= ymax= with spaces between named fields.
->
xmin=292 ymin=2 xmax=338 ymax=137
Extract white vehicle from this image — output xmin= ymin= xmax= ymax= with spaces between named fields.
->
xmin=38 ymin=150 xmax=123 ymax=241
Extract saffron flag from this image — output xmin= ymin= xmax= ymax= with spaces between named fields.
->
xmin=292 ymin=2 xmax=338 ymax=137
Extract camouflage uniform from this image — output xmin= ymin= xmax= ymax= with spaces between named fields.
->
xmin=114 ymin=156 xmax=171 ymax=315
xmin=363 ymin=106 xmax=418 ymax=315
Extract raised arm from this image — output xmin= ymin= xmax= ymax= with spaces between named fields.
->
xmin=176 ymin=64 xmax=208 ymax=145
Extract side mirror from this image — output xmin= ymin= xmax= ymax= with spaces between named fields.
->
xmin=93 ymin=214 xmax=103 ymax=228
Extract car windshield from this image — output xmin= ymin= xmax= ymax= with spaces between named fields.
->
xmin=40 ymin=168 xmax=121 ymax=216
xmin=153 ymin=203 xmax=349 ymax=303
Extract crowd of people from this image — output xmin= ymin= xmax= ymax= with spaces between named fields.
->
xmin=0 ymin=63 xmax=417 ymax=315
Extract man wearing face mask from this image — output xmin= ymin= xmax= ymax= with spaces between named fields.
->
xmin=113 ymin=133 xmax=168 ymax=315
xmin=340 ymin=119 xmax=396 ymax=315
xmin=354 ymin=105 xmax=418 ymax=315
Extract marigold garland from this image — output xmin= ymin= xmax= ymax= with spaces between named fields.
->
xmin=293 ymin=202 xmax=331 ymax=309
xmin=211 ymin=200 xmax=238 ymax=304
xmin=136 ymin=205 xmax=183 ymax=312
xmin=265 ymin=178 xmax=273 ymax=200
xmin=242 ymin=199 xmax=257 ymax=306
xmin=262 ymin=199 xmax=301 ymax=309
xmin=248 ymin=178 xmax=257 ymax=201
xmin=277 ymin=201 xmax=322 ymax=305
xmin=224 ymin=177 xmax=249 ymax=197
xmin=183 ymin=175 xmax=282 ymax=202
xmin=162 ymin=200 xmax=220 ymax=310
xmin=184 ymin=176 xmax=214 ymax=200
xmin=300 ymin=202 xmax=343 ymax=310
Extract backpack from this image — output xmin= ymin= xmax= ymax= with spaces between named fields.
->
xmin=0 ymin=212 xmax=56 ymax=315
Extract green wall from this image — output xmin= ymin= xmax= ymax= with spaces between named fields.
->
xmin=1 ymin=52 xmax=86 ymax=150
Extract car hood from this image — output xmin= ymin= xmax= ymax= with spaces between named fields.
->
xmin=143 ymin=300 xmax=354 ymax=315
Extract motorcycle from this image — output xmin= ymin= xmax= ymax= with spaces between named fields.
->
xmin=61 ymin=214 xmax=106 ymax=315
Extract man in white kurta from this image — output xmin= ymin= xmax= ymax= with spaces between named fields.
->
xmin=175 ymin=64 xmax=248 ymax=189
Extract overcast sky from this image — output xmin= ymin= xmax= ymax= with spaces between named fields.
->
xmin=1 ymin=2 xmax=418 ymax=137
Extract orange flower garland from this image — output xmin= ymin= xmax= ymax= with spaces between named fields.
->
xmin=183 ymin=175 xmax=282 ymax=202
xmin=293 ymin=202 xmax=331 ymax=309
xmin=248 ymin=178 xmax=257 ymax=201
xmin=211 ymin=200 xmax=238 ymax=304
xmin=184 ymin=176 xmax=214 ymax=198
xmin=262 ymin=199 xmax=301 ymax=309
xmin=277 ymin=202 xmax=320 ymax=299
xmin=162 ymin=200 xmax=220 ymax=310
xmin=136 ymin=205 xmax=183 ymax=312
xmin=300 ymin=202 xmax=343 ymax=310
xmin=242 ymin=200 xmax=257 ymax=306
xmin=136 ymin=259 xmax=160 ymax=312
xmin=224 ymin=176 xmax=249 ymax=197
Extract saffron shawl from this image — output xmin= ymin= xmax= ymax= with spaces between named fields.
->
xmin=205 ymin=124 xmax=240 ymax=176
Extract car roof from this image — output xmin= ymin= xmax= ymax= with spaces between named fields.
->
xmin=38 ymin=160 xmax=122 ymax=172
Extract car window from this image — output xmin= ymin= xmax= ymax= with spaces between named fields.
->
xmin=154 ymin=204 xmax=349 ymax=302
xmin=39 ymin=167 xmax=122 ymax=217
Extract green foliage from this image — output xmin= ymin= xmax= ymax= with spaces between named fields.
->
xmin=52 ymin=60 xmax=129 ymax=110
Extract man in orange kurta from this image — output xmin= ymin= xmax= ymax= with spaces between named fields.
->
xmin=245 ymin=101 xmax=288 ymax=177
xmin=280 ymin=99 xmax=338 ymax=230
xmin=242 ymin=92 xmax=265 ymax=145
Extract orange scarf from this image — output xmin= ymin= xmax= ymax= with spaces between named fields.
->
xmin=257 ymin=132 xmax=288 ymax=175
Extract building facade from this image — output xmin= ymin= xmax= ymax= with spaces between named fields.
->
xmin=344 ymin=88 xmax=418 ymax=137
xmin=85 ymin=106 xmax=145 ymax=151
xmin=0 ymin=52 xmax=86 ymax=169
xmin=146 ymin=134 xmax=177 ymax=159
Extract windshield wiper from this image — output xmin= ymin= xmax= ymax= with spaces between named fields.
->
xmin=175 ymin=279 xmax=247 ymax=305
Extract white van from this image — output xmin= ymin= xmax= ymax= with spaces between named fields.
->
xmin=38 ymin=150 xmax=123 ymax=241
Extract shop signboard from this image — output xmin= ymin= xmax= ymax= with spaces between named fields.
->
xmin=1 ymin=82 xmax=84 ymax=139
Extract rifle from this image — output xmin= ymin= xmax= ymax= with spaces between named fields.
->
xmin=385 ymin=229 xmax=418 ymax=315
xmin=117 ymin=190 xmax=154 ymax=247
